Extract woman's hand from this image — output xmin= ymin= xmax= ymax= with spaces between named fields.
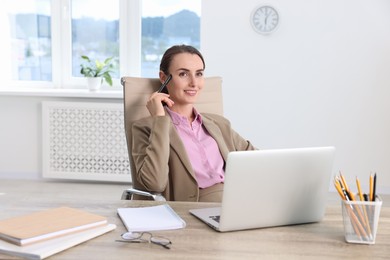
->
xmin=146 ymin=92 xmax=174 ymax=116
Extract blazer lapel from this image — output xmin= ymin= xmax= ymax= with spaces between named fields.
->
xmin=169 ymin=123 xmax=197 ymax=180
xmin=169 ymin=115 xmax=230 ymax=178
xmin=202 ymin=117 xmax=230 ymax=162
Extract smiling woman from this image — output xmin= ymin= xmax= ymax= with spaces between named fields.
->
xmin=130 ymin=45 xmax=256 ymax=202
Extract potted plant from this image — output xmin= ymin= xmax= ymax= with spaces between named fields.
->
xmin=80 ymin=55 xmax=116 ymax=91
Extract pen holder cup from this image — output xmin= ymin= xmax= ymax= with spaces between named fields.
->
xmin=341 ymin=196 xmax=382 ymax=244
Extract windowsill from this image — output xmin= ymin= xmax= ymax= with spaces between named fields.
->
xmin=0 ymin=88 xmax=123 ymax=99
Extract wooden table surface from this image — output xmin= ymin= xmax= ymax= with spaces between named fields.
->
xmin=1 ymin=180 xmax=389 ymax=259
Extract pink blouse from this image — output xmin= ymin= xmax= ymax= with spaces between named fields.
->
xmin=166 ymin=107 xmax=225 ymax=188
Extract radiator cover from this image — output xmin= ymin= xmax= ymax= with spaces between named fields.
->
xmin=42 ymin=101 xmax=131 ymax=182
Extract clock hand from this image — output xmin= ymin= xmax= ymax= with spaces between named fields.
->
xmin=264 ymin=11 xmax=271 ymax=25
xmin=265 ymin=15 xmax=270 ymax=25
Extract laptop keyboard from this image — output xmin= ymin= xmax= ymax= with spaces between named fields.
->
xmin=210 ymin=215 xmax=220 ymax=223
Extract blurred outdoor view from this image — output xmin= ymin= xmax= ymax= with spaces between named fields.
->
xmin=6 ymin=0 xmax=200 ymax=82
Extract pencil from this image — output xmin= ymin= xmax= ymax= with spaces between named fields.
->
xmin=347 ymin=204 xmax=368 ymax=240
xmin=349 ymin=211 xmax=362 ymax=240
xmin=335 ymin=173 xmax=374 ymax=241
xmin=339 ymin=181 xmax=351 ymax=201
xmin=334 ymin=179 xmax=345 ymax=199
xmin=348 ymin=189 xmax=370 ymax=239
xmin=369 ymin=174 xmax=374 ymax=201
xmin=356 ymin=177 xmax=372 ymax=239
xmin=355 ymin=177 xmax=364 ymax=201
xmin=339 ymin=172 xmax=350 ymax=193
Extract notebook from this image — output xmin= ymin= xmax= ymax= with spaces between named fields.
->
xmin=0 ymin=224 xmax=116 ymax=260
xmin=0 ymin=207 xmax=108 ymax=246
xmin=117 ymin=204 xmax=186 ymax=232
xmin=189 ymin=146 xmax=335 ymax=232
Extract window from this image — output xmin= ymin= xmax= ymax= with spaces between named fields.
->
xmin=141 ymin=0 xmax=201 ymax=77
xmin=2 ymin=0 xmax=201 ymax=89
xmin=71 ymin=0 xmax=119 ymax=79
xmin=5 ymin=0 xmax=52 ymax=82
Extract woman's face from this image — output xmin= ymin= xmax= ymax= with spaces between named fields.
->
xmin=165 ymin=53 xmax=204 ymax=106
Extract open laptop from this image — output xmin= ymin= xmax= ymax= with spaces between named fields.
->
xmin=189 ymin=146 xmax=335 ymax=232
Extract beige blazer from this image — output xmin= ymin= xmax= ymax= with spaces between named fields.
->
xmin=131 ymin=113 xmax=256 ymax=201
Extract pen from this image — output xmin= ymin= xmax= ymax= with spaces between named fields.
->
xmin=336 ymin=174 xmax=369 ymax=240
xmin=335 ymin=172 xmax=379 ymax=241
xmin=157 ymin=74 xmax=172 ymax=93
xmin=372 ymin=173 xmax=377 ymax=202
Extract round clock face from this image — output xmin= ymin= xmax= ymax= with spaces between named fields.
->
xmin=251 ymin=5 xmax=279 ymax=34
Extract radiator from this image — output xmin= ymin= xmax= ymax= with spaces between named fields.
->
xmin=42 ymin=101 xmax=131 ymax=183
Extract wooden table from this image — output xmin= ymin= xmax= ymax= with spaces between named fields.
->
xmin=1 ymin=180 xmax=389 ymax=259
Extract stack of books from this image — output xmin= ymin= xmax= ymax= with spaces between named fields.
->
xmin=0 ymin=207 xmax=116 ymax=259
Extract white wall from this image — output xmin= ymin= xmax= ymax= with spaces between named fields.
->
xmin=0 ymin=97 xmax=41 ymax=179
xmin=1 ymin=0 xmax=390 ymax=193
xmin=202 ymin=0 xmax=390 ymax=193
xmin=0 ymin=96 xmax=121 ymax=179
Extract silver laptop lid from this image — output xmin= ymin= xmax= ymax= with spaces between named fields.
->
xmin=218 ymin=147 xmax=335 ymax=232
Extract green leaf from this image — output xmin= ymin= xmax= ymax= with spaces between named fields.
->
xmin=79 ymin=55 xmax=117 ymax=86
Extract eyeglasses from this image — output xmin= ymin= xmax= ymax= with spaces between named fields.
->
xmin=115 ymin=232 xmax=172 ymax=249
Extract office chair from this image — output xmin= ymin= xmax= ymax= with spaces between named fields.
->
xmin=121 ymin=76 xmax=223 ymax=200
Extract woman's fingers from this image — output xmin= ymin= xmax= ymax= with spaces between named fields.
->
xmin=146 ymin=93 xmax=174 ymax=116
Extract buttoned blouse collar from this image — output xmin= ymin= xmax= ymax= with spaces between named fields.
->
xmin=165 ymin=106 xmax=203 ymax=126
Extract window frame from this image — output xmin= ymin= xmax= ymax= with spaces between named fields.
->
xmin=6 ymin=0 xmax=200 ymax=91
xmin=59 ymin=0 xmax=138 ymax=90
xmin=7 ymin=0 xmax=140 ymax=90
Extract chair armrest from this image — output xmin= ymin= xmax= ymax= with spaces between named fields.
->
xmin=121 ymin=188 xmax=166 ymax=201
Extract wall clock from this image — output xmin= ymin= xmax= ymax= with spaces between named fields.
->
xmin=250 ymin=5 xmax=279 ymax=35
